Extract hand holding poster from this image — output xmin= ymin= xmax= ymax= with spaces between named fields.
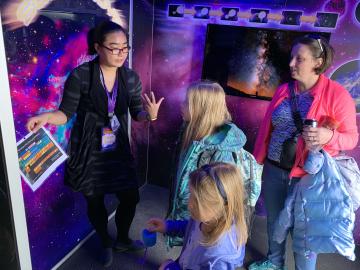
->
xmin=17 ymin=127 xmax=68 ymax=191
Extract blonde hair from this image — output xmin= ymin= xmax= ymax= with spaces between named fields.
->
xmin=189 ymin=162 xmax=248 ymax=246
xmin=182 ymin=81 xmax=232 ymax=150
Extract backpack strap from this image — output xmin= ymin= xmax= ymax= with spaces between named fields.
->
xmin=232 ymin=152 xmax=238 ymax=163
xmin=289 ymin=81 xmax=303 ymax=136
xmin=196 ymin=150 xmax=217 ymax=168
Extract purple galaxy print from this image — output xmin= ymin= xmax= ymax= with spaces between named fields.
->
xmin=1 ymin=1 xmax=360 ymax=269
xmin=2 ymin=3 xmax=128 ymax=268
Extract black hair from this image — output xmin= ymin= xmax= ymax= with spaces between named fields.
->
xmin=291 ymin=34 xmax=334 ymax=74
xmin=87 ymin=20 xmax=128 ymax=55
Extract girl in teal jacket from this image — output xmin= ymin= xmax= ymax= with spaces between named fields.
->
xmin=167 ymin=81 xmax=259 ymax=247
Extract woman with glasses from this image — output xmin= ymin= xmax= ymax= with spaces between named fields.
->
xmin=26 ymin=20 xmax=163 ymax=267
xmin=249 ymin=36 xmax=358 ymax=270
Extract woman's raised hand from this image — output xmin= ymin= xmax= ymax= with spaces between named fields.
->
xmin=143 ymin=91 xmax=164 ymax=121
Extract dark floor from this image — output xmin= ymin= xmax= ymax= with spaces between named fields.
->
xmin=57 ymin=184 xmax=182 ymax=270
xmin=56 ymin=184 xmax=359 ymax=270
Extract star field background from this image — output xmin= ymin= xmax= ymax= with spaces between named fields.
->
xmin=1 ymin=0 xmax=360 ymax=269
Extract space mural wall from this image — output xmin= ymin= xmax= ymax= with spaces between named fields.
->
xmin=1 ymin=0 xmax=360 ymax=269
xmin=146 ymin=0 xmax=360 ymax=245
xmin=0 ymin=0 xmax=154 ymax=269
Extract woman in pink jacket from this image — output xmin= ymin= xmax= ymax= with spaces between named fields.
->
xmin=249 ymin=35 xmax=358 ymax=270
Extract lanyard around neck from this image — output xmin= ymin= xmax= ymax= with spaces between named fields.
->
xmin=100 ymin=67 xmax=118 ymax=118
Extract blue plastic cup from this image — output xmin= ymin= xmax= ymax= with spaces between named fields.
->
xmin=142 ymin=229 xmax=157 ymax=247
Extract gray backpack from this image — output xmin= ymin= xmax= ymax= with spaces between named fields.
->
xmin=197 ymin=148 xmax=262 ymax=207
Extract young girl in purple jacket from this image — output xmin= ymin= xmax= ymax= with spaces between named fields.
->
xmin=147 ymin=162 xmax=248 ymax=270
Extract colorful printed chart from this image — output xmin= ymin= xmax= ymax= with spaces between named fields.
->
xmin=17 ymin=127 xmax=67 ymax=191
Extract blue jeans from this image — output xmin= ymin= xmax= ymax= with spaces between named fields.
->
xmin=263 ymin=160 xmax=317 ymax=270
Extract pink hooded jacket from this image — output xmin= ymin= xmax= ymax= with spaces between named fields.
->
xmin=253 ymin=74 xmax=358 ymax=178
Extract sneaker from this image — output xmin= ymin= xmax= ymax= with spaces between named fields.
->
xmin=248 ymin=260 xmax=287 ymax=270
xmin=113 ymin=239 xmax=145 ymax=252
xmin=102 ymin=247 xmax=113 ymax=268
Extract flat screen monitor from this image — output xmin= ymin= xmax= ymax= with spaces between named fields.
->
xmin=202 ymin=24 xmax=331 ymax=100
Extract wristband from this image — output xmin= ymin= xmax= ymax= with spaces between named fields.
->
xmin=146 ymin=113 xmax=157 ymax=121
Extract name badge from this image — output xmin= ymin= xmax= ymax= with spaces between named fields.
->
xmin=101 ymin=127 xmax=117 ymax=151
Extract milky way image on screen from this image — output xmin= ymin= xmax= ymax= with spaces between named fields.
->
xmin=202 ymin=24 xmax=331 ymax=100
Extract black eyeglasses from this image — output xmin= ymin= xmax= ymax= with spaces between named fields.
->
xmin=100 ymin=44 xmax=131 ymax=55
xmin=200 ymin=164 xmax=228 ymax=203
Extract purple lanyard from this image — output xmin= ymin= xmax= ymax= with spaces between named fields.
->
xmin=100 ymin=68 xmax=118 ymax=118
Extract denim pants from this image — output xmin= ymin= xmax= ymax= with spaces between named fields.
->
xmin=263 ymin=160 xmax=317 ymax=270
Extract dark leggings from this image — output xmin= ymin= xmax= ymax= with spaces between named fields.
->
xmin=84 ymin=188 xmax=140 ymax=248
